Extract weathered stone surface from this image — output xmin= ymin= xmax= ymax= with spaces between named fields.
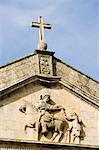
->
xmin=55 ymin=58 xmax=99 ymax=99
xmin=0 ymin=54 xmax=37 ymax=90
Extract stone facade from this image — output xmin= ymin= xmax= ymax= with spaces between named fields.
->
xmin=0 ymin=49 xmax=99 ymax=149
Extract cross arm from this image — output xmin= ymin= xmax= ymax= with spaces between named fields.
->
xmin=32 ymin=22 xmax=40 ymax=28
xmin=43 ymin=23 xmax=51 ymax=29
xmin=32 ymin=22 xmax=51 ymax=29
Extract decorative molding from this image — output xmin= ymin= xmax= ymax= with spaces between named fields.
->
xmin=0 ymin=75 xmax=61 ymax=98
xmin=0 ymin=139 xmax=99 ymax=149
xmin=34 ymin=50 xmax=55 ymax=56
xmin=0 ymin=76 xmax=98 ymax=110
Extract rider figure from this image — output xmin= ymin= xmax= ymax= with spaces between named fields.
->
xmin=35 ymin=95 xmax=62 ymax=133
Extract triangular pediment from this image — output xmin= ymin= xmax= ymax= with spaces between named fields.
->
xmin=0 ymin=80 xmax=99 ymax=146
xmin=0 ymin=50 xmax=99 ymax=146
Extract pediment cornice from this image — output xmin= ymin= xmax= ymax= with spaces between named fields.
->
xmin=0 ymin=74 xmax=98 ymax=109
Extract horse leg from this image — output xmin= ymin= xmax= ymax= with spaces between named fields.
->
xmin=52 ymin=132 xmax=58 ymax=141
xmin=58 ymin=131 xmax=63 ymax=142
xmin=24 ymin=123 xmax=36 ymax=134
xmin=57 ymin=121 xmax=64 ymax=142
xmin=35 ymin=122 xmax=41 ymax=141
xmin=52 ymin=120 xmax=62 ymax=142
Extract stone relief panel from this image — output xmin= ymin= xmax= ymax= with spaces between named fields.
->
xmin=39 ymin=55 xmax=50 ymax=75
xmin=19 ymin=94 xmax=83 ymax=144
xmin=0 ymin=83 xmax=98 ymax=145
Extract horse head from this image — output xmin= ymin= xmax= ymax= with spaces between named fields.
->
xmin=19 ymin=100 xmax=38 ymax=115
xmin=19 ymin=102 xmax=26 ymax=114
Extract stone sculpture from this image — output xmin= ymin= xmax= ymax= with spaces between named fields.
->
xmin=19 ymin=95 xmax=82 ymax=143
xmin=66 ymin=112 xmax=82 ymax=144
xmin=19 ymin=100 xmax=39 ymax=134
xmin=35 ymin=95 xmax=68 ymax=142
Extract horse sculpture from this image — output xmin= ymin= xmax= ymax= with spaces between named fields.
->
xmin=19 ymin=99 xmax=68 ymax=142
xmin=19 ymin=101 xmax=39 ymax=134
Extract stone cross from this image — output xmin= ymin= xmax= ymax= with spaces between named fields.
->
xmin=32 ymin=16 xmax=51 ymax=43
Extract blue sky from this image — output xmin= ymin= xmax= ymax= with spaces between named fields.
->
xmin=0 ymin=0 xmax=99 ymax=81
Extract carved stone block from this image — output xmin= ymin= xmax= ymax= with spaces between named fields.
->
xmin=39 ymin=55 xmax=50 ymax=75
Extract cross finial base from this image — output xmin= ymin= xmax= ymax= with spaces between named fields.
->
xmin=38 ymin=42 xmax=47 ymax=50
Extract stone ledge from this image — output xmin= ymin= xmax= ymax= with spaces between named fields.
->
xmin=0 ymin=138 xmax=99 ymax=150
xmin=34 ymin=49 xmax=55 ymax=56
xmin=54 ymin=57 xmax=98 ymax=83
xmin=0 ymin=75 xmax=61 ymax=97
xmin=0 ymin=75 xmax=98 ymax=109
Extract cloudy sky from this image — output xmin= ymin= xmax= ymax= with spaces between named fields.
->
xmin=0 ymin=0 xmax=99 ymax=81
